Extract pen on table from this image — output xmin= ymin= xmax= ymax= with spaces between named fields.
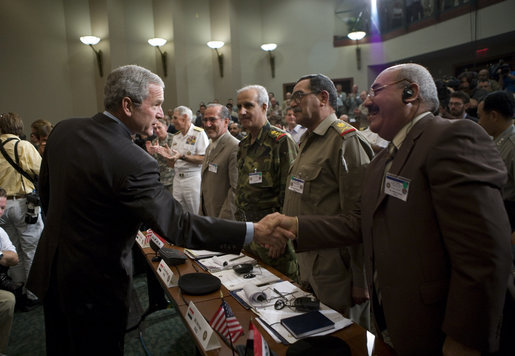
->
xmin=223 ymin=254 xmax=246 ymax=266
xmin=273 ymin=288 xmax=286 ymax=298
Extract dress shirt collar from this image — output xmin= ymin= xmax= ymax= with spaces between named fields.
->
xmin=103 ymin=111 xmax=132 ymax=136
xmin=494 ymin=124 xmax=515 ymax=146
xmin=391 ymin=111 xmax=430 ymax=151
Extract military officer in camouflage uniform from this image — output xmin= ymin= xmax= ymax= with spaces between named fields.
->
xmin=283 ymin=74 xmax=374 ymax=328
xmin=146 ymin=118 xmax=175 ymax=193
xmin=235 ymin=85 xmax=299 ymax=280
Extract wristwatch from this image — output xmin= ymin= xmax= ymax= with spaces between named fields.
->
xmin=180 ymin=154 xmax=186 ymax=161
xmin=0 ymin=253 xmax=3 ymax=261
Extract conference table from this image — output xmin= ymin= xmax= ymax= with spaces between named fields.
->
xmin=138 ymin=241 xmax=395 ymax=356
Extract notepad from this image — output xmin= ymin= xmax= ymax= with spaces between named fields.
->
xmin=280 ymin=311 xmax=335 ymax=339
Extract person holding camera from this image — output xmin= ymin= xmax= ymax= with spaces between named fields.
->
xmin=0 ymin=188 xmax=21 ymax=353
xmin=0 ymin=112 xmax=43 ymax=310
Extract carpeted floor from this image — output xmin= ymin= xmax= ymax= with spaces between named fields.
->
xmin=6 ymin=273 xmax=197 ymax=355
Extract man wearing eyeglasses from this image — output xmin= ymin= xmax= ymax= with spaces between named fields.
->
xmin=264 ymin=63 xmax=512 ymax=355
xmin=283 ymin=74 xmax=374 ymax=329
xmin=199 ymin=104 xmax=239 ymax=219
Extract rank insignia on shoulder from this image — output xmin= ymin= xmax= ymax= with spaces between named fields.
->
xmin=193 ymin=126 xmax=204 ymax=132
xmin=270 ymin=128 xmax=286 ymax=141
xmin=335 ymin=121 xmax=356 ymax=136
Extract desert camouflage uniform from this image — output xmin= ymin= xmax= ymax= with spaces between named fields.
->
xmin=150 ymin=133 xmax=175 ymax=193
xmin=235 ymin=121 xmax=299 ymax=280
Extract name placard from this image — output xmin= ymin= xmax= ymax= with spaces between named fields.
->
xmin=185 ymin=301 xmax=221 ymax=351
xmin=136 ymin=231 xmax=150 ymax=248
xmin=156 ymin=260 xmax=177 ymax=288
xmin=149 ymin=231 xmax=164 ymax=249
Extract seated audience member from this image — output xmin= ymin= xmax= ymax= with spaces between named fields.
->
xmin=30 ymin=119 xmax=53 ymax=155
xmin=225 ymin=103 xmax=239 ymax=123
xmin=145 ymin=118 xmax=175 ymax=194
xmin=353 ymin=90 xmax=369 ymax=129
xmin=478 ymin=91 xmax=515 ymax=260
xmin=0 ymin=187 xmax=20 ymax=353
xmin=229 ymin=122 xmax=244 ymax=140
xmin=449 ymin=91 xmax=477 ymax=122
xmin=478 ymin=79 xmax=493 ymax=92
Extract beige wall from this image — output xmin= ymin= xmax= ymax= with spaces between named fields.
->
xmin=0 ymin=0 xmax=514 ymax=134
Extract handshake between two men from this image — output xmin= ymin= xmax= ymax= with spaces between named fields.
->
xmin=253 ymin=213 xmax=298 ymax=258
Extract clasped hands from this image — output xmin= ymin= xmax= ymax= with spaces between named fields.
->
xmin=253 ymin=213 xmax=298 ymax=258
xmin=146 ymin=141 xmax=180 ymax=167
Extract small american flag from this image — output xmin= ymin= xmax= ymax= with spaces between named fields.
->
xmin=209 ymin=298 xmax=244 ymax=344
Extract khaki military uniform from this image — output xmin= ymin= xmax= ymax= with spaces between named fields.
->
xmin=283 ymin=113 xmax=373 ymax=326
xmin=235 ymin=121 xmax=299 ymax=280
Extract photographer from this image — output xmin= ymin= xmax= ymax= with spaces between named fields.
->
xmin=0 ymin=112 xmax=43 ymax=310
xmin=497 ymin=62 xmax=515 ymax=94
xmin=0 ymin=188 xmax=20 ymax=353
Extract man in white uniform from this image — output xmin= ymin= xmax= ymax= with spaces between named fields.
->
xmin=158 ymin=106 xmax=208 ymax=213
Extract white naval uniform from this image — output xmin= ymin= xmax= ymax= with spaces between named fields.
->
xmin=171 ymin=124 xmax=209 ymax=213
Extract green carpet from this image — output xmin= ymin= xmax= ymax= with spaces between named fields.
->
xmin=7 ymin=273 xmax=197 ymax=355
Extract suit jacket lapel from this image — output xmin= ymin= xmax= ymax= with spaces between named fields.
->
xmin=373 ymin=114 xmax=433 ymax=212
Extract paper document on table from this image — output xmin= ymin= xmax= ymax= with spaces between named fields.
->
xmin=210 ymin=265 xmax=280 ymax=291
xmin=199 ymin=254 xmax=256 ymax=271
xmin=183 ymin=249 xmax=225 ymax=260
xmin=235 ymin=280 xmax=353 ymax=344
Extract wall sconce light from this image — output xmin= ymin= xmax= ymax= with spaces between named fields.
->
xmin=80 ymin=35 xmax=103 ymax=77
xmin=260 ymin=43 xmax=277 ymax=78
xmin=148 ymin=38 xmax=168 ymax=77
xmin=347 ymin=31 xmax=366 ymax=71
xmin=207 ymin=41 xmax=224 ymax=78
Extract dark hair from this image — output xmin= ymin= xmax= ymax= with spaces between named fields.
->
xmin=296 ymin=74 xmax=337 ymax=109
xmin=0 ymin=188 xmax=6 ymax=198
xmin=0 ymin=112 xmax=24 ymax=136
xmin=458 ymin=71 xmax=478 ymax=89
xmin=482 ymin=91 xmax=515 ymax=119
xmin=435 ymin=79 xmax=451 ymax=110
xmin=450 ymin=90 xmax=470 ymax=104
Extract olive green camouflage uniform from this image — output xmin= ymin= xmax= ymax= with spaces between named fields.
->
xmin=150 ymin=133 xmax=175 ymax=193
xmin=235 ymin=121 xmax=299 ymax=280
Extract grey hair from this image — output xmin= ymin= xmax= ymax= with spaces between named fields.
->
xmin=174 ymin=106 xmax=193 ymax=122
xmin=237 ymin=85 xmax=269 ymax=108
xmin=207 ymin=103 xmax=230 ymax=120
xmin=104 ymin=65 xmax=164 ymax=111
xmin=388 ymin=63 xmax=439 ymax=112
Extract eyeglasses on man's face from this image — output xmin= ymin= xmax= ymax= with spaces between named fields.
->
xmin=368 ymin=78 xmax=411 ymax=98
xmin=291 ymin=90 xmax=320 ymax=103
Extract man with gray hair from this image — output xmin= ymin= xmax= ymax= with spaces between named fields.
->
xmin=160 ymin=105 xmax=208 ymax=213
xmin=26 ymin=65 xmax=287 ymax=355
xmin=264 ymin=63 xmax=512 ymax=355
xmin=235 ymin=84 xmax=299 ymax=280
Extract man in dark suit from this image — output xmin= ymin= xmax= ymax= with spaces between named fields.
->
xmin=26 ymin=65 xmax=285 ymax=355
xmin=199 ymin=104 xmax=239 ymax=219
xmin=263 ymin=63 xmax=513 ymax=355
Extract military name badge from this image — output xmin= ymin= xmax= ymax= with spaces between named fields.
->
xmin=288 ymin=176 xmax=304 ymax=194
xmin=208 ymin=163 xmax=218 ymax=173
xmin=249 ymin=171 xmax=262 ymax=184
xmin=384 ymin=173 xmax=410 ymax=201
